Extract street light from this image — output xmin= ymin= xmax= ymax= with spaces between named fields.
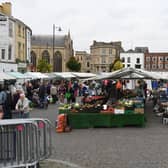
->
xmin=53 ymin=25 xmax=62 ymax=58
xmin=53 ymin=24 xmax=62 ymax=71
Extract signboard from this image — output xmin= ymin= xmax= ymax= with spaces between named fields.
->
xmin=18 ymin=63 xmax=27 ymax=68
xmin=0 ymin=15 xmax=7 ymax=21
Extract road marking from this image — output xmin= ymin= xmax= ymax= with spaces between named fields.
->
xmin=46 ymin=159 xmax=84 ymax=168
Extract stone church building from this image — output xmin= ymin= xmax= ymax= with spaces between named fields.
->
xmin=31 ymin=31 xmax=73 ymax=72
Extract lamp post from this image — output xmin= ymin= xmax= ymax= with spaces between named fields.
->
xmin=53 ymin=24 xmax=62 ymax=72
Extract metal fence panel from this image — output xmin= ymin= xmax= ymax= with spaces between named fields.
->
xmin=0 ymin=118 xmax=52 ymax=168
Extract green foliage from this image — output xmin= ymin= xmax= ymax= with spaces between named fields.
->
xmin=37 ymin=59 xmax=52 ymax=73
xmin=66 ymin=56 xmax=81 ymax=72
xmin=16 ymin=58 xmax=22 ymax=63
xmin=109 ymin=58 xmax=124 ymax=72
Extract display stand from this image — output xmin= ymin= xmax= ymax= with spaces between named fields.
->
xmin=58 ymin=110 xmax=145 ymax=128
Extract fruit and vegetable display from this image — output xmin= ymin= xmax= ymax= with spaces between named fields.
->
xmin=82 ymin=96 xmax=105 ymax=104
xmin=122 ymin=89 xmax=137 ymax=98
xmin=58 ymin=98 xmax=144 ymax=114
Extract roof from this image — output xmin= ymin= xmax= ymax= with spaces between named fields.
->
xmin=31 ymin=35 xmax=66 ymax=47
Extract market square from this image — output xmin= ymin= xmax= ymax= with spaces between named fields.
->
xmin=31 ymin=99 xmax=168 ymax=168
xmin=1 ymin=0 xmax=168 ymax=168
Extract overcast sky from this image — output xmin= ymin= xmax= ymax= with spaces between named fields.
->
xmin=1 ymin=0 xmax=168 ymax=52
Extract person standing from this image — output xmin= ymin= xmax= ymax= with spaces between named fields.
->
xmin=0 ymin=105 xmax=3 ymax=119
xmin=58 ymin=82 xmax=66 ymax=103
xmin=0 ymin=85 xmax=7 ymax=119
xmin=3 ymin=86 xmax=12 ymax=119
xmin=26 ymin=82 xmax=33 ymax=101
xmin=73 ymin=81 xmax=79 ymax=97
xmin=38 ymin=82 xmax=46 ymax=101
xmin=15 ymin=93 xmax=30 ymax=118
xmin=50 ymin=83 xmax=58 ymax=104
xmin=116 ymin=80 xmax=122 ymax=100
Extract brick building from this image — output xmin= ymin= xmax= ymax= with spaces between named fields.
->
xmin=145 ymin=53 xmax=168 ymax=71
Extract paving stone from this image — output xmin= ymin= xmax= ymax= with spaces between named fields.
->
xmin=31 ymin=101 xmax=168 ymax=168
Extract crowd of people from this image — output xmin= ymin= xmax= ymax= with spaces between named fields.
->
xmin=0 ymin=79 xmax=96 ymax=119
xmin=0 ymin=78 xmax=149 ymax=120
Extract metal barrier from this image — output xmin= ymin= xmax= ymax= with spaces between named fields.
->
xmin=0 ymin=118 xmax=52 ymax=168
xmin=24 ymin=118 xmax=52 ymax=160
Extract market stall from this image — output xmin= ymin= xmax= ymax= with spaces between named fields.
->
xmin=57 ymin=68 xmax=162 ymax=130
xmin=58 ymin=94 xmax=145 ymax=128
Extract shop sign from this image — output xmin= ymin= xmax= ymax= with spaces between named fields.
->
xmin=0 ymin=16 xmax=7 ymax=21
xmin=18 ymin=62 xmax=27 ymax=68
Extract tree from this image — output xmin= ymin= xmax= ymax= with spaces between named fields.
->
xmin=66 ymin=56 xmax=81 ymax=72
xmin=109 ymin=58 xmax=124 ymax=72
xmin=37 ymin=59 xmax=52 ymax=73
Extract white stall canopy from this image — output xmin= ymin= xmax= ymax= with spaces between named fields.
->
xmin=53 ymin=72 xmax=76 ymax=79
xmin=24 ymin=72 xmax=49 ymax=79
xmin=89 ymin=68 xmax=163 ymax=80
xmin=0 ymin=72 xmax=16 ymax=82
xmin=6 ymin=72 xmax=27 ymax=79
xmin=72 ymin=72 xmax=96 ymax=78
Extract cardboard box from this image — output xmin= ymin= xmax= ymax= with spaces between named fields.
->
xmin=134 ymin=108 xmax=144 ymax=114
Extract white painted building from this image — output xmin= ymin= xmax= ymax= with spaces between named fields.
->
xmin=0 ymin=12 xmax=17 ymax=72
xmin=120 ymin=52 xmax=144 ymax=69
xmin=26 ymin=28 xmax=31 ymax=63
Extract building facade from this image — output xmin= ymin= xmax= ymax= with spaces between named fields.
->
xmin=75 ymin=51 xmax=91 ymax=72
xmin=0 ymin=2 xmax=32 ymax=72
xmin=31 ymin=32 xmax=73 ymax=72
xmin=120 ymin=53 xmax=144 ymax=69
xmin=0 ymin=3 xmax=17 ymax=72
xmin=15 ymin=19 xmax=32 ymax=72
xmin=145 ymin=53 xmax=168 ymax=71
xmin=26 ymin=28 xmax=31 ymax=63
xmin=90 ymin=41 xmax=123 ymax=73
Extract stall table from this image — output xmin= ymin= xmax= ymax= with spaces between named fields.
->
xmin=58 ymin=109 xmax=145 ymax=128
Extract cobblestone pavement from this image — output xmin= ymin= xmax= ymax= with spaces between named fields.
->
xmin=31 ymin=101 xmax=168 ymax=168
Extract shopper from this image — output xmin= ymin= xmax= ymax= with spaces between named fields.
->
xmin=58 ymin=82 xmax=66 ymax=103
xmin=73 ymin=81 xmax=79 ymax=97
xmin=50 ymin=83 xmax=58 ymax=104
xmin=3 ymin=86 xmax=12 ymax=119
xmin=38 ymin=82 xmax=47 ymax=101
xmin=26 ymin=82 xmax=33 ymax=101
xmin=0 ymin=85 xmax=7 ymax=119
xmin=116 ymin=80 xmax=122 ymax=99
xmin=0 ymin=105 xmax=3 ymax=119
xmin=15 ymin=93 xmax=30 ymax=118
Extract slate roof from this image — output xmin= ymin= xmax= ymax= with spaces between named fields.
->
xmin=31 ymin=35 xmax=66 ymax=47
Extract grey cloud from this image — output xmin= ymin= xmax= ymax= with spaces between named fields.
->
xmin=3 ymin=0 xmax=168 ymax=52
